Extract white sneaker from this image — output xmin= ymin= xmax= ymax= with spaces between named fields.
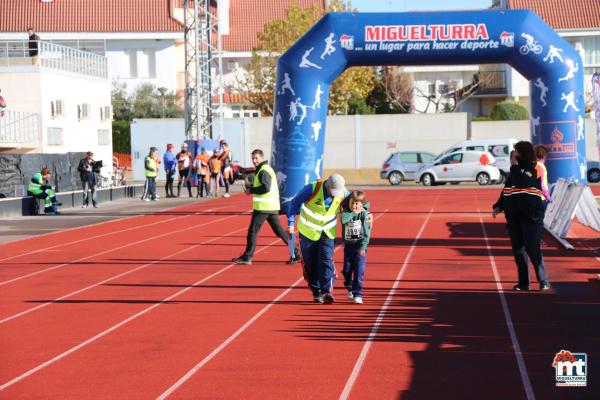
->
xmin=144 ymin=198 xmax=150 ymax=202
xmin=354 ymin=297 xmax=363 ymax=304
xmin=82 ymin=204 xmax=88 ymax=208
xmin=347 ymin=291 xmax=354 ymax=299
xmin=151 ymin=198 xmax=159 ymax=202
xmin=223 ymin=193 xmax=230 ymax=198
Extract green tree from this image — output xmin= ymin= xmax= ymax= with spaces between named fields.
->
xmin=238 ymin=0 xmax=378 ymax=116
xmin=111 ymin=81 xmax=183 ymax=120
xmin=490 ymin=100 xmax=529 ymax=120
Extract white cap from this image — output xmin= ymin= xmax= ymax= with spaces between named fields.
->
xmin=326 ymin=174 xmax=345 ymax=198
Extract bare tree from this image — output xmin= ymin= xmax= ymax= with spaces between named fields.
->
xmin=380 ymin=67 xmax=414 ymax=113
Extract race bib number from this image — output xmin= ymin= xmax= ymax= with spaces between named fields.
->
xmin=344 ymin=220 xmax=363 ymax=241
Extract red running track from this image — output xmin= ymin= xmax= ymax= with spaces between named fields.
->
xmin=0 ymin=189 xmax=598 ymax=399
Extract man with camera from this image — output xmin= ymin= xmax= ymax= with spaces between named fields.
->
xmin=78 ymin=151 xmax=101 ymax=208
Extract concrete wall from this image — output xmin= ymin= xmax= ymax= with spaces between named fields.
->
xmin=130 ymin=113 xmax=600 ymax=178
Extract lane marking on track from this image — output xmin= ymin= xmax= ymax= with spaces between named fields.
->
xmin=0 ymin=215 xmax=243 ymax=325
xmin=0 ymin=235 xmax=282 ymax=392
xmin=478 ymin=210 xmax=535 ymax=400
xmin=157 ymin=211 xmax=389 ymax=400
xmin=339 ymin=208 xmax=433 ymax=400
xmin=0 ymin=205 xmax=247 ymax=287
xmin=0 ymin=201 xmax=242 ymax=263
xmin=155 ymin=276 xmax=305 ymax=400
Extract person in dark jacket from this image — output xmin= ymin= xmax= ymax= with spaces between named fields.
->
xmin=232 ymin=149 xmax=300 ymax=265
xmin=77 ymin=151 xmax=100 ymax=208
xmin=493 ymin=141 xmax=550 ymax=291
xmin=27 ymin=28 xmax=40 ymax=57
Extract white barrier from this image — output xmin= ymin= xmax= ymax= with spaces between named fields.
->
xmin=544 ymin=178 xmax=600 ymax=249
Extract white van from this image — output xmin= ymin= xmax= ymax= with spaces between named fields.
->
xmin=434 ymin=138 xmax=518 ymax=179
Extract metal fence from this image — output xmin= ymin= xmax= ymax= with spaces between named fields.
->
xmin=0 ymin=40 xmax=108 ymax=79
xmin=0 ymin=110 xmax=41 ymax=145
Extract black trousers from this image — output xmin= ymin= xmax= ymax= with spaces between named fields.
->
xmin=177 ymin=169 xmax=192 ymax=196
xmin=506 ymin=217 xmax=548 ymax=286
xmin=243 ymin=211 xmax=290 ymax=259
xmin=165 ymin=169 xmax=175 ymax=196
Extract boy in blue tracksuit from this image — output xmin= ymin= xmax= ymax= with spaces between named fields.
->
xmin=340 ymin=190 xmax=371 ymax=304
xmin=163 ymin=144 xmax=177 ymax=197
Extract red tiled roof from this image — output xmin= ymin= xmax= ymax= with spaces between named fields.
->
xmin=508 ymin=0 xmax=600 ymax=30
xmin=219 ymin=0 xmax=326 ymax=52
xmin=0 ymin=0 xmax=182 ymax=32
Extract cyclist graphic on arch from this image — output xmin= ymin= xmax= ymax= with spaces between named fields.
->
xmin=519 ymin=32 xmax=543 ymax=55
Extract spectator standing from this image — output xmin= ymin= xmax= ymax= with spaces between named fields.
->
xmin=194 ymin=148 xmax=210 ymax=198
xmin=232 ymin=149 xmax=300 ymax=265
xmin=534 ymin=145 xmax=552 ymax=211
xmin=340 ymin=190 xmax=372 ymax=304
xmin=176 ymin=143 xmax=193 ymax=197
xmin=287 ymin=174 xmax=347 ymax=304
xmin=219 ymin=141 xmax=233 ymax=198
xmin=27 ymin=28 xmax=40 ymax=65
xmin=209 ymin=149 xmax=223 ymax=198
xmin=493 ymin=141 xmax=550 ymax=291
xmin=163 ymin=144 xmax=177 ymax=198
xmin=0 ymin=89 xmax=6 ymax=118
xmin=142 ymin=147 xmax=159 ymax=201
xmin=77 ymin=151 xmax=100 ymax=208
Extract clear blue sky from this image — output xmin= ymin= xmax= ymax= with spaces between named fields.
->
xmin=348 ymin=0 xmax=493 ymax=12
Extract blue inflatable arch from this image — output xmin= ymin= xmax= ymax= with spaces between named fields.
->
xmin=271 ymin=10 xmax=587 ymax=212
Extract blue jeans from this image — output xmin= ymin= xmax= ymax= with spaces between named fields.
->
xmin=342 ymin=243 xmax=366 ymax=297
xmin=82 ymin=180 xmax=97 ymax=206
xmin=142 ymin=177 xmax=156 ymax=200
xmin=299 ymin=233 xmax=335 ymax=296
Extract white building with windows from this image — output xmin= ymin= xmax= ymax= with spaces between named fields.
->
xmin=0 ymin=41 xmax=113 ymax=171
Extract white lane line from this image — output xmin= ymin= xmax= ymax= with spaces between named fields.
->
xmin=0 ymin=201 xmax=240 ymax=263
xmin=156 ymin=276 xmax=305 ymax=400
xmin=478 ymin=210 xmax=535 ymax=400
xmin=0 ymin=235 xmax=281 ymax=392
xmin=0 ymin=215 xmax=242 ymax=325
xmin=158 ymin=211 xmax=388 ymax=400
xmin=0 ymin=207 xmax=247 ymax=286
xmin=339 ymin=208 xmax=433 ymax=400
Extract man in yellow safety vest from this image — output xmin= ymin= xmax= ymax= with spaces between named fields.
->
xmin=232 ymin=149 xmax=301 ymax=265
xmin=287 ymin=174 xmax=347 ymax=304
xmin=142 ymin=147 xmax=159 ymax=201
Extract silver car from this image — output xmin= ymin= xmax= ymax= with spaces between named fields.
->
xmin=380 ymin=151 xmax=436 ymax=185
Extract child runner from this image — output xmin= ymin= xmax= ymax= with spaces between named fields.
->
xmin=340 ymin=190 xmax=372 ymax=304
xmin=194 ymin=148 xmax=210 ymax=198
xmin=209 ymin=149 xmax=223 ymax=198
xmin=534 ymin=145 xmax=552 ymax=212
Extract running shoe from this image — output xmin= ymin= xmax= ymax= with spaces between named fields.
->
xmin=313 ymin=295 xmax=324 ymax=303
xmin=323 ymin=293 xmax=335 ymax=304
xmin=353 ymin=296 xmax=363 ymax=304
xmin=513 ymin=284 xmax=530 ymax=291
xmin=347 ymin=291 xmax=354 ymax=299
xmin=232 ymin=256 xmax=252 ymax=265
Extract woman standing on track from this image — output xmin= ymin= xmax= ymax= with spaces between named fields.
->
xmin=492 ymin=141 xmax=550 ymax=291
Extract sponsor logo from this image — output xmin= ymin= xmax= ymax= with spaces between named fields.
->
xmin=541 ymin=121 xmax=577 ymax=161
xmin=500 ymin=31 xmax=514 ymax=47
xmin=553 ymin=350 xmax=587 ymax=387
xmin=364 ymin=24 xmax=489 ymax=42
xmin=340 ymin=34 xmax=354 ymax=50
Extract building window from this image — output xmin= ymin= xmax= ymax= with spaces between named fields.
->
xmin=427 ymin=83 xmax=436 ymax=96
xmin=140 ymin=48 xmax=156 ymax=78
xmin=581 ymin=36 xmax=600 ymax=75
xmin=125 ymin=49 xmax=138 ymax=78
xmin=47 ymin=127 xmax=63 ymax=145
xmin=98 ymin=129 xmax=110 ymax=145
xmin=100 ymin=105 xmax=111 ymax=121
xmin=78 ymin=103 xmax=90 ymax=120
xmin=227 ymin=61 xmax=239 ymax=71
xmin=51 ymin=100 xmax=65 ymax=118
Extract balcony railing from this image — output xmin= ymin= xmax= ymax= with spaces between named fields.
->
xmin=0 ymin=110 xmax=41 ymax=146
xmin=0 ymin=40 xmax=108 ymax=79
xmin=476 ymin=70 xmax=507 ymax=95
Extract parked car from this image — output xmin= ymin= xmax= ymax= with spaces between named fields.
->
xmin=433 ymin=138 xmax=517 ymax=183
xmin=588 ymin=160 xmax=600 ymax=183
xmin=416 ymin=150 xmax=501 ymax=186
xmin=380 ymin=151 xmax=436 ymax=185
